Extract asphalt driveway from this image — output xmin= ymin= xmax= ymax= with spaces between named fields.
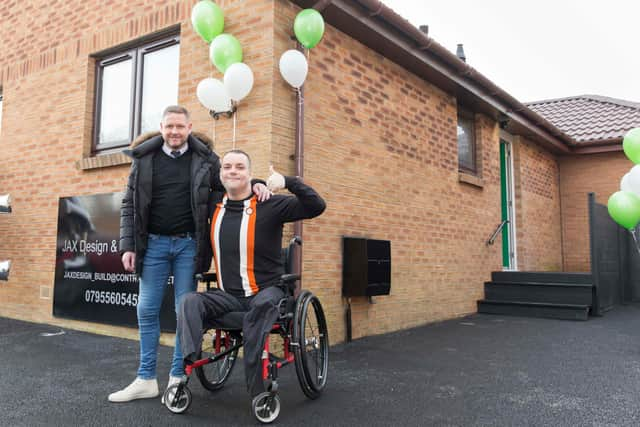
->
xmin=3 ymin=304 xmax=640 ymax=426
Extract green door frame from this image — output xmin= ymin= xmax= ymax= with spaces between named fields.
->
xmin=499 ymin=137 xmax=517 ymax=269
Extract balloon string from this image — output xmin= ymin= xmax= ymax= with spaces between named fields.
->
xmin=232 ymin=108 xmax=237 ymax=149
xmin=212 ymin=116 xmax=216 ymax=149
xmin=630 ymin=228 xmax=640 ymax=255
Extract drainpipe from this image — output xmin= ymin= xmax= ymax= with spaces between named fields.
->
xmin=292 ymin=1 xmax=334 ymax=291
xmin=293 ymin=42 xmax=305 ymax=292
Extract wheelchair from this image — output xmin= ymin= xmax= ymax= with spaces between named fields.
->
xmin=163 ymin=237 xmax=329 ymax=423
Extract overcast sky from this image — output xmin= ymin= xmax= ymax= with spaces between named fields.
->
xmin=381 ymin=0 xmax=640 ymax=103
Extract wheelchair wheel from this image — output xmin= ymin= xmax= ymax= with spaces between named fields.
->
xmin=163 ymin=384 xmax=192 ymax=414
xmin=293 ymin=291 xmax=329 ymax=399
xmin=196 ymin=330 xmax=239 ymax=391
xmin=252 ymin=392 xmax=281 ymax=424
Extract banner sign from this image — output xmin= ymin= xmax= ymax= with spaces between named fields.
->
xmin=53 ymin=193 xmax=177 ymax=331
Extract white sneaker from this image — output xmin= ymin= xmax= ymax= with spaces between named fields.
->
xmin=161 ymin=375 xmax=183 ymax=404
xmin=108 ymin=377 xmax=159 ymax=402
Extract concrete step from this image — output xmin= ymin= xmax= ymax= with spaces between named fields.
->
xmin=491 ymin=271 xmax=592 ymax=285
xmin=484 ymin=281 xmax=593 ymax=306
xmin=477 ymin=300 xmax=590 ymax=321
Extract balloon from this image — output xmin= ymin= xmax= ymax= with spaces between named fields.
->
xmin=623 ymin=128 xmax=640 ymax=164
xmin=626 ymin=165 xmax=640 ymax=197
xmin=209 ymin=34 xmax=243 ymax=74
xmin=621 ymin=169 xmax=640 ymax=199
xmin=190 ymin=0 xmax=224 ymax=43
xmin=196 ymin=78 xmax=232 ymax=113
xmin=621 ymin=173 xmax=633 ymax=193
xmin=279 ymin=49 xmax=308 ymax=88
xmin=223 ymin=63 xmax=254 ymax=102
xmin=293 ymin=9 xmax=325 ymax=49
xmin=608 ymin=191 xmax=640 ymax=230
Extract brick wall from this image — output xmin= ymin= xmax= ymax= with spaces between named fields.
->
xmin=275 ymin=1 xmax=510 ymax=341
xmin=512 ymin=137 xmax=563 ymax=271
xmin=0 ymin=0 xmax=565 ymax=343
xmin=0 ymin=0 xmax=277 ymax=337
xmin=559 ymin=151 xmax=630 ymax=271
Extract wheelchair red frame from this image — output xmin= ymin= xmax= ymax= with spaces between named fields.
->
xmin=163 ymin=237 xmax=329 ymax=423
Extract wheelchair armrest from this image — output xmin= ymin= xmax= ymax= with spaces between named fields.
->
xmin=280 ymin=274 xmax=300 ymax=283
xmin=279 ymin=274 xmax=300 ymax=293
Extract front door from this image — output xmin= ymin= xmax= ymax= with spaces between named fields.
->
xmin=499 ymin=137 xmax=517 ymax=269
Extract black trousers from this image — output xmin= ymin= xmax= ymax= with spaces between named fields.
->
xmin=177 ymin=286 xmax=285 ymax=397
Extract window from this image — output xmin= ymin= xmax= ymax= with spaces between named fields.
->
xmin=93 ymin=34 xmax=180 ymax=153
xmin=457 ymin=109 xmax=477 ymax=174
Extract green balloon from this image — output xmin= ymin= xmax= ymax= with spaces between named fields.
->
xmin=623 ymin=128 xmax=640 ymax=164
xmin=294 ymin=9 xmax=325 ymax=49
xmin=209 ymin=34 xmax=243 ymax=74
xmin=608 ymin=191 xmax=640 ymax=230
xmin=191 ymin=0 xmax=224 ymax=43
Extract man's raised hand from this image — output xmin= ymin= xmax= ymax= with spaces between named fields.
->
xmin=266 ymin=165 xmax=285 ymax=193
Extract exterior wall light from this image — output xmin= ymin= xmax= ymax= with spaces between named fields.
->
xmin=0 ymin=260 xmax=10 ymax=281
xmin=0 ymin=194 xmax=11 ymax=213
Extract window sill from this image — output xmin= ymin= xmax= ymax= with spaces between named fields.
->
xmin=458 ymin=171 xmax=484 ymax=188
xmin=76 ymin=153 xmax=131 ymax=170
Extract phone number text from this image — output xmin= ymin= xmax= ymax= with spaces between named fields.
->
xmin=84 ymin=290 xmax=138 ymax=306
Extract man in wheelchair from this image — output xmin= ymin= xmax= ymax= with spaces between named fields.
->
xmin=177 ymin=149 xmax=326 ymax=402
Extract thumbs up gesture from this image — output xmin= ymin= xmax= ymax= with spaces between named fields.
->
xmin=266 ymin=165 xmax=285 ymax=193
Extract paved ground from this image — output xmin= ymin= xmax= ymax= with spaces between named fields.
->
xmin=3 ymin=305 xmax=640 ymax=426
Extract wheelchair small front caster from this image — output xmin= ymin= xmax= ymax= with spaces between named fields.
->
xmin=252 ymin=391 xmax=281 ymax=423
xmin=163 ymin=384 xmax=192 ymax=414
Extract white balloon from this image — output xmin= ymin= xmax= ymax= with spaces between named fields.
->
xmin=196 ymin=78 xmax=232 ymax=113
xmin=621 ymin=173 xmax=633 ymax=192
xmin=626 ymin=165 xmax=640 ymax=197
xmin=278 ymin=49 xmax=308 ymax=89
xmin=224 ymin=63 xmax=254 ymax=102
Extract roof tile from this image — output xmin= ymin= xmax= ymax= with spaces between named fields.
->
xmin=527 ymin=95 xmax=640 ymax=144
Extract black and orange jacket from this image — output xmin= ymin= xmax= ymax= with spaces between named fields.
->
xmin=209 ymin=177 xmax=326 ymax=298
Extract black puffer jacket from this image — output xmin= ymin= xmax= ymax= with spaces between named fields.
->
xmin=119 ymin=131 xmax=220 ymax=275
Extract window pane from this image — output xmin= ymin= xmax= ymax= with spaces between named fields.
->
xmin=99 ymin=59 xmax=133 ymax=145
xmin=457 ymin=114 xmax=475 ymax=171
xmin=140 ymin=44 xmax=180 ymax=134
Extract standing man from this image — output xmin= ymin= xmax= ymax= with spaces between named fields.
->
xmin=177 ymin=149 xmax=326 ymax=401
xmin=109 ymin=106 xmax=268 ymax=403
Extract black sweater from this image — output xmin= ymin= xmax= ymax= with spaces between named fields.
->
xmin=148 ymin=150 xmax=195 ymax=235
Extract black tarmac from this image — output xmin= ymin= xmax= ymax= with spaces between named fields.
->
xmin=3 ymin=304 xmax=640 ymax=426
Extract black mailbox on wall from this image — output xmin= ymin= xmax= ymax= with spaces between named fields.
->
xmin=342 ymin=237 xmax=391 ymax=297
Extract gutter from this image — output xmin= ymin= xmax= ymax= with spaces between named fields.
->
xmin=293 ymin=0 xmax=581 ymax=152
xmin=352 ymin=0 xmax=573 ymax=152
xmin=293 ymin=1 xmax=623 ymax=156
xmin=570 ymin=140 xmax=623 ymax=155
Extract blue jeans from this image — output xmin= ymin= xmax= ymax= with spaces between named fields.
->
xmin=137 ymin=234 xmax=196 ymax=379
